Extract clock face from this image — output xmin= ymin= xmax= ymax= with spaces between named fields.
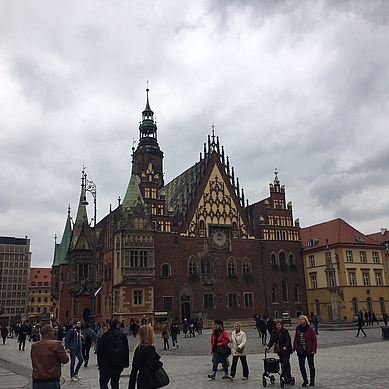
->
xmin=210 ymin=227 xmax=230 ymax=250
xmin=213 ymin=231 xmax=227 ymax=246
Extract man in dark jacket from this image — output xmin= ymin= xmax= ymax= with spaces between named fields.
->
xmin=97 ymin=319 xmax=129 ymax=389
xmin=65 ymin=320 xmax=83 ymax=382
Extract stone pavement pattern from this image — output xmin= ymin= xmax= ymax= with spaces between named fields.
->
xmin=0 ymin=325 xmax=388 ymax=388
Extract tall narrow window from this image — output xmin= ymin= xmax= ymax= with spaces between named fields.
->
xmin=309 ymin=255 xmax=315 ymax=267
xmin=228 ymin=293 xmax=238 ymax=308
xmin=227 ymin=257 xmax=236 ymax=276
xmin=244 ymin=292 xmax=253 ymax=308
xmin=363 ymin=273 xmax=369 ymax=286
xmin=161 ymin=264 xmax=170 ymax=278
xmin=271 ymin=285 xmax=277 ymax=303
xmin=346 ymin=251 xmax=353 ymax=263
xmin=133 ymin=290 xmax=143 ymax=305
xmin=188 ymin=257 xmax=197 ymax=275
xmin=373 ymin=252 xmax=379 ymax=263
xmin=242 ymin=258 xmax=250 ymax=275
xmin=294 ymin=285 xmax=299 ymax=302
xmin=349 ymin=272 xmax=355 ymax=286
xmin=140 ymin=251 xmax=148 ymax=267
xmin=282 ymin=279 xmax=288 ymax=301
xmin=311 ymin=276 xmax=317 ymax=289
xmin=360 ymin=251 xmax=366 ymax=263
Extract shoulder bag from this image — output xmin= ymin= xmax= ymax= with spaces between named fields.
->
xmin=154 ymin=367 xmax=170 ymax=388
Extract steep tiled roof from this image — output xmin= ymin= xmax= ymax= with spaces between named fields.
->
xmin=301 ymin=218 xmax=381 ymax=250
xmin=52 ymin=212 xmax=72 ymax=266
xmin=122 ymin=173 xmax=145 ymax=210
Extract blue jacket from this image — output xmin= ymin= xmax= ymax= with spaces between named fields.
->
xmin=65 ymin=327 xmax=82 ymax=350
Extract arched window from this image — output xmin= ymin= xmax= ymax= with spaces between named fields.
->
xmin=270 ymin=253 xmax=276 ymax=266
xmin=227 ymin=257 xmax=236 ymax=276
xmin=161 ymin=264 xmax=170 ymax=278
xmin=242 ymin=258 xmax=251 ymax=275
xmin=199 ymin=220 xmax=205 ymax=237
xmin=188 ymin=256 xmax=197 ymax=275
xmin=289 ymin=254 xmax=294 ymax=265
xmin=352 ymin=297 xmax=358 ymax=315
xmin=366 ymin=297 xmax=372 ymax=312
xmin=279 ymin=252 xmax=286 ymax=267
xmin=201 ymin=258 xmax=211 ymax=274
xmin=315 ymin=299 xmax=321 ymax=316
xmin=294 ymin=285 xmax=299 ymax=302
xmin=379 ymin=297 xmax=386 ymax=315
xmin=271 ymin=285 xmax=277 ymax=303
xmin=282 ymin=279 xmax=288 ymax=301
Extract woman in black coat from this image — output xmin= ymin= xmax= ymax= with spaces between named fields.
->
xmin=129 ymin=325 xmax=163 ymax=389
xmin=266 ymin=320 xmax=293 ymax=384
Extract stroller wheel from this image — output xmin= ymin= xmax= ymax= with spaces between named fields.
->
xmin=280 ymin=381 xmax=285 ymax=388
xmin=291 ymin=377 xmax=295 ymax=385
xmin=263 ymin=377 xmax=267 ymax=387
xmin=270 ymin=376 xmax=275 ymax=384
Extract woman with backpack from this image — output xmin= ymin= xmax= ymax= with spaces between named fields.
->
xmin=161 ymin=321 xmax=171 ymax=350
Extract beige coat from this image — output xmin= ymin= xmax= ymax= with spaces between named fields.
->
xmin=161 ymin=325 xmax=171 ymax=339
xmin=230 ymin=330 xmax=247 ymax=356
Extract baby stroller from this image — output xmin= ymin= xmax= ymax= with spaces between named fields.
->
xmin=262 ymin=348 xmax=295 ymax=388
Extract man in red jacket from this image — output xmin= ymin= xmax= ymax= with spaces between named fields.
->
xmin=30 ymin=324 xmax=69 ymax=388
xmin=207 ymin=320 xmax=233 ymax=380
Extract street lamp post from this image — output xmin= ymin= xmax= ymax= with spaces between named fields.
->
xmin=81 ymin=169 xmax=97 ymax=330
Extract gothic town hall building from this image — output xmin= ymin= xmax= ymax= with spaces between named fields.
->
xmin=51 ymin=90 xmax=308 ymax=327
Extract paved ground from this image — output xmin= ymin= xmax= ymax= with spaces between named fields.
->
xmin=0 ymin=323 xmax=388 ymax=388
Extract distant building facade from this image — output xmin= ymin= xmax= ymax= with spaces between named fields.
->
xmin=301 ymin=219 xmax=389 ymax=321
xmin=51 ymin=90 xmax=308 ymax=327
xmin=28 ymin=268 xmax=53 ymax=322
xmin=0 ymin=236 xmax=31 ymax=326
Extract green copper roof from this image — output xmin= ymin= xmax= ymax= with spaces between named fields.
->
xmin=52 ymin=210 xmax=72 ymax=266
xmin=122 ymin=174 xmax=145 ymax=210
xmin=75 ymin=185 xmax=88 ymax=224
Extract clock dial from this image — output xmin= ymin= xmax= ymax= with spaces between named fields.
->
xmin=213 ymin=231 xmax=227 ymax=246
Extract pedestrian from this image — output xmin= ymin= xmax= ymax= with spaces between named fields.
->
xmin=371 ymin=311 xmax=379 ymax=325
xmin=130 ymin=319 xmax=138 ymax=338
xmin=161 ymin=321 xmax=171 ymax=350
xmin=82 ymin=322 xmax=97 ymax=367
xmin=207 ymin=319 xmax=233 ymax=381
xmin=18 ymin=321 xmax=30 ymax=351
xmin=311 ymin=313 xmax=319 ymax=335
xmin=30 ymin=324 xmax=69 ymax=389
xmin=229 ymin=322 xmax=249 ymax=380
xmin=189 ymin=320 xmax=196 ymax=337
xmin=259 ymin=316 xmax=268 ymax=345
xmin=97 ymin=319 xmax=129 ymax=389
xmin=183 ymin=318 xmax=189 ymax=338
xmin=255 ymin=314 xmax=261 ymax=338
xmin=170 ymin=320 xmax=180 ymax=348
xmin=129 ymin=324 xmax=165 ymax=389
xmin=293 ymin=315 xmax=317 ymax=387
xmin=267 ymin=318 xmax=276 ymax=338
xmin=383 ymin=312 xmax=388 ymax=327
xmin=356 ymin=314 xmax=367 ymax=337
xmin=266 ymin=320 xmax=293 ymax=384
xmin=364 ymin=311 xmax=369 ymax=325
xmin=1 ymin=326 xmax=9 ymax=344
xmin=64 ymin=320 xmax=84 ymax=382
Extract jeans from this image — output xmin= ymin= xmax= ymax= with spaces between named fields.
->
xmin=99 ymin=366 xmax=123 ymax=389
xmin=298 ymin=352 xmax=315 ymax=384
xmin=70 ymin=348 xmax=83 ymax=378
xmin=33 ymin=382 xmax=60 ymax=389
xmin=171 ymin=333 xmax=178 ymax=347
xmin=230 ymin=355 xmax=249 ymax=378
xmin=19 ymin=335 xmax=27 ymax=350
xmin=212 ymin=352 xmax=228 ymax=375
xmin=163 ymin=338 xmax=169 ymax=349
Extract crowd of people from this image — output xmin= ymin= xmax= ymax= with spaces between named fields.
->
xmin=3 ymin=309 xmax=386 ymax=388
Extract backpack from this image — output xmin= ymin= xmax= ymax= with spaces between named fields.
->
xmin=108 ymin=331 xmax=125 ymax=365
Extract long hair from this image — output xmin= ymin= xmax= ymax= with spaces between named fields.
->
xmin=300 ymin=315 xmax=310 ymax=325
xmin=134 ymin=325 xmax=155 ymax=352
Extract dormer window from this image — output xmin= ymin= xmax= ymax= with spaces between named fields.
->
xmin=354 ymin=236 xmax=365 ymax=243
xmin=308 ymin=238 xmax=320 ymax=247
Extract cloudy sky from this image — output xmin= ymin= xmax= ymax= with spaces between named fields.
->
xmin=1 ymin=0 xmax=388 ymax=267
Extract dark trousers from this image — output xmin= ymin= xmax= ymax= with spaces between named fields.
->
xmin=163 ymin=338 xmax=169 ymax=349
xmin=298 ymin=352 xmax=315 ymax=384
xmin=212 ymin=352 xmax=228 ymax=374
xmin=280 ymin=353 xmax=292 ymax=381
xmin=99 ymin=366 xmax=123 ymax=389
xmin=82 ymin=343 xmax=92 ymax=365
xmin=19 ymin=335 xmax=26 ymax=350
xmin=357 ymin=325 xmax=366 ymax=337
xmin=230 ymin=355 xmax=249 ymax=378
xmin=2 ymin=336 xmax=6 ymax=344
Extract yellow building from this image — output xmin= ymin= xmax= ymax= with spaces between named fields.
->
xmin=301 ymin=219 xmax=389 ymax=322
xmin=28 ymin=268 xmax=53 ymax=322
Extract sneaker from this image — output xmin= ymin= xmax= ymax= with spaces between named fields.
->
xmin=76 ymin=375 xmax=81 ymax=379
xmin=242 ymin=377 xmax=248 ymax=380
xmin=226 ymin=375 xmax=234 ymax=381
xmin=173 ymin=346 xmax=176 ymax=349
xmin=208 ymin=373 xmax=215 ymax=380
xmin=71 ymin=377 xmax=79 ymax=382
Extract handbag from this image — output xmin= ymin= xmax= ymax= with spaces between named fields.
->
xmin=154 ymin=367 xmax=170 ymax=388
xmin=219 ymin=345 xmax=231 ymax=357
xmin=273 ymin=342 xmax=280 ymax=353
xmin=236 ymin=346 xmax=243 ymax=353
